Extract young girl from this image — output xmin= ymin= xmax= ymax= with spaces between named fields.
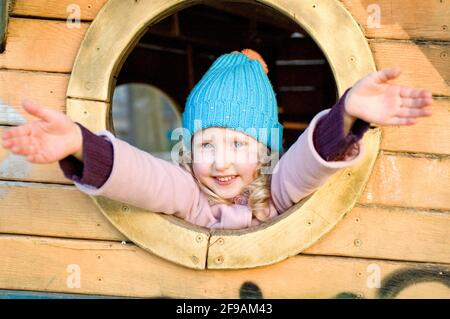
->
xmin=2 ymin=49 xmax=433 ymax=230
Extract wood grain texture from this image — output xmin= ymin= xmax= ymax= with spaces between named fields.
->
xmin=12 ymin=0 xmax=450 ymax=42
xmin=340 ymin=0 xmax=450 ymax=41
xmin=369 ymin=39 xmax=450 ymax=96
xmin=381 ymin=98 xmax=450 ymax=155
xmin=93 ymin=196 xmax=210 ymax=270
xmin=0 ymin=18 xmax=88 ymax=72
xmin=12 ymin=0 xmax=108 ymax=20
xmin=0 ymin=181 xmax=124 ymax=241
xmin=1 ymin=180 xmax=449 ymax=265
xmin=2 ymin=17 xmax=447 ymax=98
xmin=0 ymin=234 xmax=449 ymax=298
xmin=305 ymin=205 xmax=450 ymax=264
xmin=5 ymin=5 xmax=449 ymax=99
xmin=361 ymin=152 xmax=450 ymax=210
xmin=0 ymin=127 xmax=70 ymax=184
xmin=0 ymin=70 xmax=68 ymax=125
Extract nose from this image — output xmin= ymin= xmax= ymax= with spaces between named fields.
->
xmin=213 ymin=146 xmax=233 ymax=171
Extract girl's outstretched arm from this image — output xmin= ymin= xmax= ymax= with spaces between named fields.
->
xmin=344 ymin=67 xmax=433 ymax=126
xmin=1 ymin=100 xmax=83 ymax=163
xmin=271 ymin=68 xmax=433 ymax=213
xmin=270 ymin=92 xmax=367 ymax=213
xmin=2 ymin=100 xmax=205 ymax=222
xmin=65 ymin=128 xmax=205 ymax=222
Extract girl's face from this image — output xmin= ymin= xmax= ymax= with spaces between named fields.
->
xmin=192 ymin=127 xmax=261 ymax=200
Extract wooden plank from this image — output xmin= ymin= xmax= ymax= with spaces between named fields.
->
xmin=13 ymin=0 xmax=450 ymax=42
xmin=0 ymin=17 xmax=88 ymax=72
xmin=0 ymin=70 xmax=69 ymax=125
xmin=305 ymin=205 xmax=450 ymax=264
xmin=94 ymin=196 xmax=210 ymax=270
xmin=369 ymin=39 xmax=450 ymax=96
xmin=340 ymin=0 xmax=450 ymax=41
xmin=360 ymin=153 xmax=450 ymax=210
xmin=0 ymin=128 xmax=70 ymax=184
xmin=0 ymin=181 xmax=124 ymax=241
xmin=12 ymin=0 xmax=107 ymax=21
xmin=0 ymin=234 xmax=449 ymax=298
xmin=2 ymin=181 xmax=449 ymax=265
xmin=5 ymin=11 xmax=448 ymax=99
xmin=381 ymin=97 xmax=450 ymax=155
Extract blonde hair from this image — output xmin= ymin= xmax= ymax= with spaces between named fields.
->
xmin=177 ymin=142 xmax=279 ymax=223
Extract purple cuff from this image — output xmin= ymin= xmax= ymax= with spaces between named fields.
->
xmin=58 ymin=122 xmax=114 ymax=188
xmin=313 ymin=88 xmax=370 ymax=161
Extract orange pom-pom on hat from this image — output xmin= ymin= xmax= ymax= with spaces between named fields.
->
xmin=241 ymin=49 xmax=269 ymax=74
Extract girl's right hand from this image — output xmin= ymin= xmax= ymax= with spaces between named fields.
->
xmin=1 ymin=100 xmax=82 ymax=164
xmin=344 ymin=67 xmax=433 ymax=126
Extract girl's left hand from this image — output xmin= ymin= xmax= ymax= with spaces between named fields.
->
xmin=344 ymin=67 xmax=433 ymax=126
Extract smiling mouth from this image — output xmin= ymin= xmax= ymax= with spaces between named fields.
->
xmin=214 ymin=175 xmax=237 ymax=185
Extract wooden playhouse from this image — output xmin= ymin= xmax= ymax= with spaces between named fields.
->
xmin=0 ymin=0 xmax=449 ymax=298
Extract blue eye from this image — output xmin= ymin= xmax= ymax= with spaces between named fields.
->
xmin=234 ymin=141 xmax=245 ymax=148
xmin=201 ymin=143 xmax=213 ymax=149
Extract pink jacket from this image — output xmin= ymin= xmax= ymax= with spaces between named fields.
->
xmin=73 ymin=109 xmax=365 ymax=230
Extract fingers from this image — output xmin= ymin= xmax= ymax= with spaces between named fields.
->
xmin=399 ymin=86 xmax=420 ymax=98
xmin=13 ymin=135 xmax=34 ymax=150
xmin=2 ymin=124 xmax=32 ymax=140
xmin=385 ymin=117 xmax=417 ymax=126
xmin=2 ymin=133 xmax=49 ymax=164
xmin=22 ymin=100 xmax=54 ymax=123
xmin=374 ymin=67 xmax=401 ymax=84
xmin=1 ymin=123 xmax=49 ymax=164
xmin=2 ymin=135 xmax=36 ymax=155
xmin=399 ymin=87 xmax=433 ymax=101
xmin=400 ymin=97 xmax=433 ymax=109
xmin=397 ymin=106 xmax=433 ymax=118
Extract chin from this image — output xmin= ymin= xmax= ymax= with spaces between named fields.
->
xmin=209 ymin=183 xmax=242 ymax=200
xmin=214 ymin=189 xmax=240 ymax=200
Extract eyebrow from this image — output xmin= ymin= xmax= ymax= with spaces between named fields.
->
xmin=199 ymin=136 xmax=246 ymax=143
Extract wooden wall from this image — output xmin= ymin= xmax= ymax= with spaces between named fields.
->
xmin=0 ymin=0 xmax=449 ymax=298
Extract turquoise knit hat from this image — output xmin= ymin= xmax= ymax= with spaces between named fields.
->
xmin=181 ymin=49 xmax=283 ymax=153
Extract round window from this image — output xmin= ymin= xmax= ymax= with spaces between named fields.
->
xmin=66 ymin=0 xmax=380 ymax=270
